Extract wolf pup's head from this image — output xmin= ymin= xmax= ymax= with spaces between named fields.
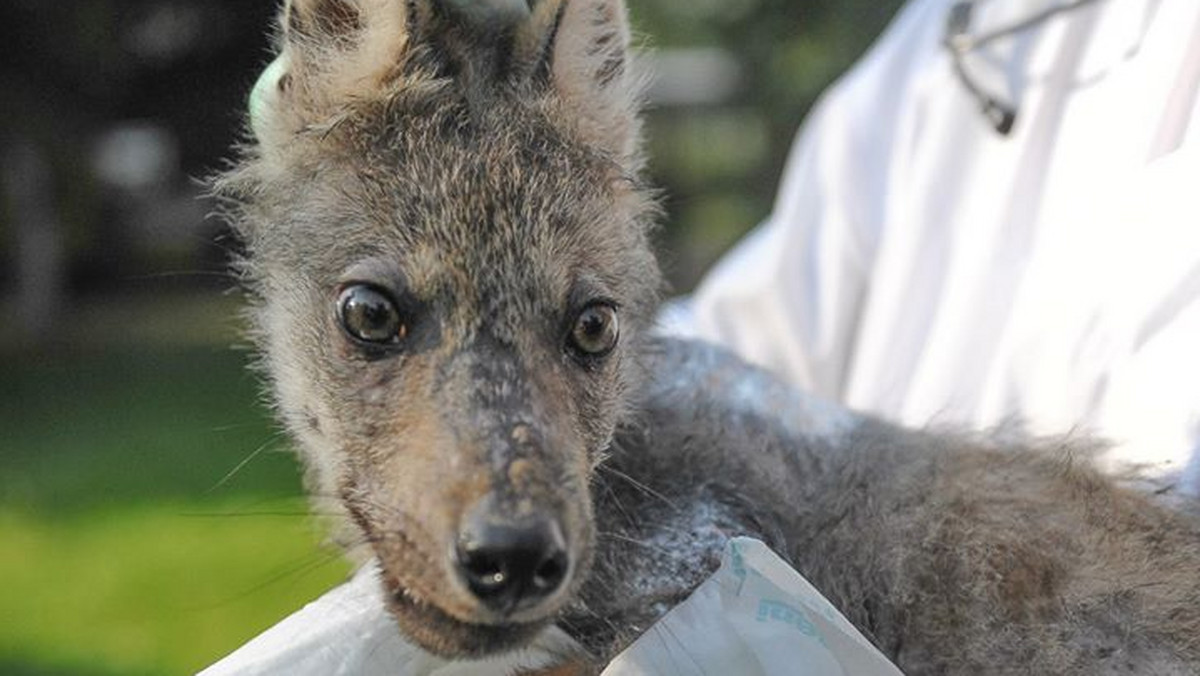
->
xmin=216 ymin=0 xmax=659 ymax=658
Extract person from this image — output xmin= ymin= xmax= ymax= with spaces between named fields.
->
xmin=661 ymin=0 xmax=1200 ymax=501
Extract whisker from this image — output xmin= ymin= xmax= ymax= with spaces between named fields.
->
xmin=122 ymin=270 xmax=239 ymax=282
xmin=176 ymin=510 xmax=337 ymax=519
xmin=208 ymin=421 xmax=269 ymax=433
xmin=205 ymin=432 xmax=288 ymax=494
xmin=596 ymin=530 xmax=673 ymax=556
xmin=184 ymin=546 xmax=349 ymax=612
xmin=596 ymin=464 xmax=678 ymax=510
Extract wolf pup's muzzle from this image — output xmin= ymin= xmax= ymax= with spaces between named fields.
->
xmin=455 ymin=492 xmax=571 ymax=617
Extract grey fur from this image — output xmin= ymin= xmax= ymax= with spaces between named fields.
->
xmin=214 ymin=0 xmax=1200 ymax=672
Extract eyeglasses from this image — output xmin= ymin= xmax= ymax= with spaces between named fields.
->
xmin=943 ymin=0 xmax=1102 ymax=135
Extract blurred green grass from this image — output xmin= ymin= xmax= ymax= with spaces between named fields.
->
xmin=0 ymin=339 xmax=352 ymax=675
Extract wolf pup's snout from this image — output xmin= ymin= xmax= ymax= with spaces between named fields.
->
xmin=455 ymin=496 xmax=570 ymax=617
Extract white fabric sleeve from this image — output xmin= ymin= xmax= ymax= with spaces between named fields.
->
xmin=665 ymin=0 xmax=946 ymax=402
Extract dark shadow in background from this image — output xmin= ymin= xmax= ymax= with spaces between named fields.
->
xmin=0 ymin=0 xmax=904 ymax=349
xmin=0 ymin=1 xmax=275 ymax=347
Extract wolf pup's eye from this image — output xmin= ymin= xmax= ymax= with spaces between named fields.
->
xmin=569 ymin=304 xmax=619 ymax=358
xmin=337 ymin=284 xmax=407 ymax=345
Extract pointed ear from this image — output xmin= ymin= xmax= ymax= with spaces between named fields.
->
xmin=252 ymin=0 xmax=419 ymax=146
xmin=533 ymin=0 xmax=640 ymax=162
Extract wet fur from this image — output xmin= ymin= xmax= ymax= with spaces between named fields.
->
xmin=216 ymin=0 xmax=1200 ymax=672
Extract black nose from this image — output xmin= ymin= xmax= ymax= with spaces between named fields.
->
xmin=455 ymin=505 xmax=570 ymax=616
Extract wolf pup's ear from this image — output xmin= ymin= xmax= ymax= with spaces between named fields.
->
xmin=527 ymin=0 xmax=640 ymax=163
xmin=251 ymin=0 xmax=420 ymax=147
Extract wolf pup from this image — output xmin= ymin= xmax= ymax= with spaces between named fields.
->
xmin=215 ymin=0 xmax=1200 ymax=672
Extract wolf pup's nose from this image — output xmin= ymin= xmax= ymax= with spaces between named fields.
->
xmin=455 ymin=503 xmax=570 ymax=616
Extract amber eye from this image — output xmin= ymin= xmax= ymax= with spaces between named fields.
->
xmin=337 ymin=284 xmax=406 ymax=345
xmin=569 ymin=304 xmax=619 ymax=358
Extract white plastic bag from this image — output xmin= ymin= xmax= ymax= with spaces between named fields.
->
xmin=196 ymin=563 xmax=581 ymax=676
xmin=602 ymin=538 xmax=902 ymax=675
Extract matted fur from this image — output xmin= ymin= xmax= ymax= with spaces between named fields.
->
xmin=214 ymin=0 xmax=1200 ymax=672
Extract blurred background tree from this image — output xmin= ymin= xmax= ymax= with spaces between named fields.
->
xmin=0 ymin=1 xmax=901 ymax=674
xmin=634 ymin=0 xmax=903 ymax=287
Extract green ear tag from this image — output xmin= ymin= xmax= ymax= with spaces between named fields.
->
xmin=249 ymin=55 xmax=288 ymax=140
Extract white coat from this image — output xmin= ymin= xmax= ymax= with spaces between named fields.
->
xmin=663 ymin=0 xmax=1200 ymax=498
